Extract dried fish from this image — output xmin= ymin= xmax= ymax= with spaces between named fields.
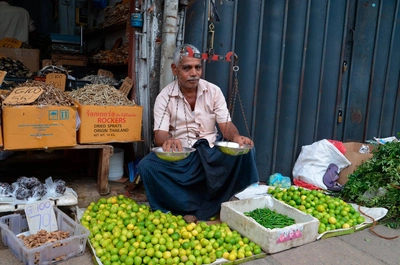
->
xmin=90 ymin=43 xmax=129 ymax=65
xmin=80 ymin=74 xmax=119 ymax=86
xmin=37 ymin=65 xmax=69 ymax=77
xmin=0 ymin=56 xmax=32 ymax=77
xmin=69 ymin=84 xmax=135 ymax=106
xmin=3 ymin=81 xmax=75 ymax=106
xmin=104 ymin=2 xmax=130 ymax=27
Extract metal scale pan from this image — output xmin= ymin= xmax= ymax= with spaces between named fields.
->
xmin=214 ymin=141 xmax=252 ymax=156
xmin=152 ymin=147 xmax=196 ymax=162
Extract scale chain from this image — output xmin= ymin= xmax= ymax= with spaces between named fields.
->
xmin=179 ymin=87 xmax=193 ymax=147
xmin=234 ymin=67 xmax=251 ymax=138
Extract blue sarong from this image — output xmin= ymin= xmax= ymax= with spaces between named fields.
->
xmin=137 ymin=138 xmax=259 ymax=220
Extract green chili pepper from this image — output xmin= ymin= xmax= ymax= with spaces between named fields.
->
xmin=244 ymin=208 xmax=295 ymax=229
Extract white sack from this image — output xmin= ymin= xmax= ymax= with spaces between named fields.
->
xmin=292 ymin=139 xmax=351 ymax=189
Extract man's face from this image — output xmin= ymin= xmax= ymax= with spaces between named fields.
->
xmin=172 ymin=56 xmax=202 ymax=90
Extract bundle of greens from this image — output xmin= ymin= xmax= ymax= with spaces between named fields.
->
xmin=339 ymin=140 xmax=400 ymax=228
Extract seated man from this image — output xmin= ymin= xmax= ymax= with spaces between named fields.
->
xmin=138 ymin=44 xmax=259 ymax=220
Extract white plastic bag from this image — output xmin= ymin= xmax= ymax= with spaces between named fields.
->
xmin=292 ymin=139 xmax=351 ymax=189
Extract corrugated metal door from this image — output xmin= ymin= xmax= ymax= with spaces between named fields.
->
xmin=184 ymin=0 xmax=400 ymax=182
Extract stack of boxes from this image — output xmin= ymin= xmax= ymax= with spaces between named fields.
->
xmin=0 ymin=97 xmax=143 ymax=150
xmin=0 ymin=70 xmax=142 ymax=150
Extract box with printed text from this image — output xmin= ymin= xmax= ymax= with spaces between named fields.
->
xmin=2 ymin=104 xmax=77 ymax=150
xmin=76 ymin=101 xmax=143 ymax=144
xmin=0 ymin=113 xmax=3 ymax=147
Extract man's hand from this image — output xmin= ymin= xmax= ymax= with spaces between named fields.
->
xmin=162 ymin=138 xmax=183 ymax=152
xmin=154 ymin=130 xmax=183 ymax=151
xmin=233 ymin=135 xmax=254 ymax=147
xmin=219 ymin=122 xmax=253 ymax=147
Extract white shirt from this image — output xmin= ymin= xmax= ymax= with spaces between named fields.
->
xmin=154 ymin=79 xmax=231 ymax=148
xmin=0 ymin=2 xmax=35 ymax=43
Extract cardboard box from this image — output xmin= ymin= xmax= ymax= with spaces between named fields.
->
xmin=338 ymin=142 xmax=374 ymax=184
xmin=0 ymin=107 xmax=3 ymax=147
xmin=2 ymin=105 xmax=77 ymax=150
xmin=0 ymin=48 xmax=40 ymax=72
xmin=0 ymin=119 xmax=2 ymax=147
xmin=220 ymin=196 xmax=319 ymax=254
xmin=77 ymin=102 xmax=143 ymax=144
xmin=0 ymin=90 xmax=8 ymax=147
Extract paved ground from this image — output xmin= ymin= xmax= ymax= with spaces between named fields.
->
xmin=0 ymin=150 xmax=399 ymax=264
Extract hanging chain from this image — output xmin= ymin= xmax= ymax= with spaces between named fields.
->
xmin=153 ymin=90 xmax=172 ymax=149
xmin=234 ymin=66 xmax=251 ymax=138
xmin=174 ymin=91 xmax=179 ymax=139
xmin=154 ymin=82 xmax=175 ymax=149
xmin=153 ymin=81 xmax=193 ymax=149
xmin=178 ymin=86 xmax=192 ymax=147
xmin=224 ymin=58 xmax=251 ymax=140
xmin=224 ymin=70 xmax=236 ymax=141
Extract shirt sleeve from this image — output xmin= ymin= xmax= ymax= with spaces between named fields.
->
xmin=213 ymin=85 xmax=232 ymax=123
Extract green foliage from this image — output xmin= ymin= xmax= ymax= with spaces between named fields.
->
xmin=339 ymin=140 xmax=400 ymax=228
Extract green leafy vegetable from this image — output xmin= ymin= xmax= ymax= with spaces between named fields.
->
xmin=338 ymin=139 xmax=400 ymax=228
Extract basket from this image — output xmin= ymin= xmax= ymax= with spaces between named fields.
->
xmin=0 ymin=207 xmax=90 ymax=265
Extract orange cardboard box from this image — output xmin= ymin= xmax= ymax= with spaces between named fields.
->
xmin=0 ymin=120 xmax=3 ymax=147
xmin=76 ymin=102 xmax=143 ymax=144
xmin=0 ymin=89 xmax=7 ymax=147
xmin=2 ymin=105 xmax=77 ymax=150
xmin=338 ymin=142 xmax=374 ymax=184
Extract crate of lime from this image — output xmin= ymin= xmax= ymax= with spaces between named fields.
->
xmin=78 ymin=195 xmax=267 ymax=265
xmin=220 ymin=195 xmax=319 ymax=254
xmin=267 ymin=186 xmax=388 ymax=240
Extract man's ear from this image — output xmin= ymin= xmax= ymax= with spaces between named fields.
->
xmin=171 ymin=63 xmax=178 ymax=76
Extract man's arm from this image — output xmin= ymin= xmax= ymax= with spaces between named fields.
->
xmin=218 ymin=121 xmax=254 ymax=146
xmin=154 ymin=130 xmax=171 ymax=147
xmin=154 ymin=130 xmax=183 ymax=151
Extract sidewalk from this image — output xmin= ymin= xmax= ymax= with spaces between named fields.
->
xmin=1 ymin=224 xmax=399 ymax=265
xmin=0 ymin=166 xmax=399 ymax=265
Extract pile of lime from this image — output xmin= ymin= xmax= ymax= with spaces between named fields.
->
xmin=81 ymin=195 xmax=262 ymax=265
xmin=267 ymin=186 xmax=366 ymax=234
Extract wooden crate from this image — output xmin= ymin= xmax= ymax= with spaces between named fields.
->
xmin=52 ymin=53 xmax=88 ymax=66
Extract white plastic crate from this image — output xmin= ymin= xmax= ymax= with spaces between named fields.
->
xmin=220 ymin=196 xmax=319 ymax=254
xmin=0 ymin=207 xmax=90 ymax=265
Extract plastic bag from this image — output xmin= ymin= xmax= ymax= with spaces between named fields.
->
xmin=292 ymin=139 xmax=351 ymax=190
xmin=268 ymin=173 xmax=291 ymax=188
xmin=17 ymin=176 xmax=41 ymax=189
xmin=43 ymin=177 xmax=67 ymax=199
xmin=0 ymin=182 xmax=14 ymax=196
xmin=10 ymin=177 xmax=47 ymax=202
xmin=327 ymin=140 xmax=346 ymax=155
xmin=359 ymin=144 xmax=370 ymax=154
